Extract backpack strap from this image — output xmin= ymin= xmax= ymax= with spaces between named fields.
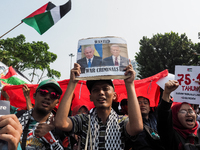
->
xmin=21 ymin=119 xmax=30 ymax=150
xmin=144 ymin=124 xmax=160 ymax=140
xmin=15 ymin=109 xmax=30 ymax=150
xmin=15 ymin=109 xmax=27 ymax=118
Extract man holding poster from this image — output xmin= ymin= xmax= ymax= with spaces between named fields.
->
xmin=55 ymin=63 xmax=143 ymax=150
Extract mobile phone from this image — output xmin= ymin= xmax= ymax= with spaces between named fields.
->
xmin=0 ymin=101 xmax=10 ymax=116
xmin=0 ymin=100 xmax=10 ymax=149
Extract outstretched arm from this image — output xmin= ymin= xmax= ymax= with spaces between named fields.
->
xmin=124 ymin=64 xmax=143 ymax=136
xmin=55 ymin=63 xmax=81 ymax=132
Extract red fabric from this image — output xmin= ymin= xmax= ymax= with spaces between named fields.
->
xmin=134 ymin=69 xmax=167 ymax=107
xmin=172 ymin=102 xmax=198 ymax=140
xmin=0 ymin=66 xmax=17 ymax=79
xmin=62 ymin=137 xmax=70 ymax=148
xmin=1 ymin=69 xmax=168 ymax=111
xmin=24 ymin=3 xmax=49 ymax=19
xmin=43 ymin=132 xmax=56 ymax=145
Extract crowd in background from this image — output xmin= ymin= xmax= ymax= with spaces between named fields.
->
xmin=0 ymin=63 xmax=200 ymax=150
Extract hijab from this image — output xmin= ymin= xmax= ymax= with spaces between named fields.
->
xmin=172 ymin=102 xmax=198 ymax=139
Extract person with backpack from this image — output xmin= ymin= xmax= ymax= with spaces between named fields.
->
xmin=157 ymin=80 xmax=199 ymax=150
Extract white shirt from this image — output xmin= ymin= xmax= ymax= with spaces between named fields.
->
xmin=86 ymin=56 xmax=94 ymax=64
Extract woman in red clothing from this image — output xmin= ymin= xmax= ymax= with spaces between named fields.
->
xmin=157 ymin=80 xmax=199 ymax=150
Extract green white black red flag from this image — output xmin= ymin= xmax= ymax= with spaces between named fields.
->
xmin=22 ymin=0 xmax=71 ymax=35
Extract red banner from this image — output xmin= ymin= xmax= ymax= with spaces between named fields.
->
xmin=1 ymin=69 xmax=168 ymax=111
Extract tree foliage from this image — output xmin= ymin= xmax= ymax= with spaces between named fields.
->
xmin=0 ymin=34 xmax=61 ymax=83
xmin=135 ymin=32 xmax=200 ymax=79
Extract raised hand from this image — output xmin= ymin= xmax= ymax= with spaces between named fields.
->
xmin=124 ymin=64 xmax=136 ymax=84
xmin=162 ymin=80 xmax=179 ymax=102
xmin=70 ymin=63 xmax=81 ymax=83
xmin=22 ymin=84 xmax=30 ymax=99
xmin=35 ymin=117 xmax=55 ymax=138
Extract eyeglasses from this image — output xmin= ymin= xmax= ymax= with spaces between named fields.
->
xmin=178 ymin=109 xmax=195 ymax=115
xmin=38 ymin=89 xmax=60 ymax=99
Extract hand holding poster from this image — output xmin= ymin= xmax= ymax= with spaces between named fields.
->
xmin=174 ymin=65 xmax=200 ymax=104
xmin=76 ymin=36 xmax=130 ymax=80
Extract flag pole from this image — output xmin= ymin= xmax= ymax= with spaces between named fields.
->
xmin=0 ymin=22 xmax=23 ymax=39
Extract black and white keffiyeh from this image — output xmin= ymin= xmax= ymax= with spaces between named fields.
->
xmin=18 ymin=108 xmax=53 ymax=130
xmin=89 ymin=108 xmax=122 ymax=150
xmin=18 ymin=109 xmax=33 ymax=130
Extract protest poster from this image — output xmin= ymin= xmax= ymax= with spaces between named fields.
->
xmin=76 ymin=36 xmax=130 ymax=80
xmin=174 ymin=65 xmax=200 ymax=104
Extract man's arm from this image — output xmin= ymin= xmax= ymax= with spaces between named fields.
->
xmin=0 ymin=114 xmax=22 ymax=150
xmin=55 ymin=63 xmax=81 ymax=132
xmin=22 ymin=84 xmax=33 ymax=110
xmin=124 ymin=64 xmax=143 ymax=136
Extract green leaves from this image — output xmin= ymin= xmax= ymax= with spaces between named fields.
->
xmin=0 ymin=34 xmax=61 ymax=83
xmin=136 ymin=32 xmax=199 ymax=79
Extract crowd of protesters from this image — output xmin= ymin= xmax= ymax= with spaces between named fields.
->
xmin=0 ymin=63 xmax=200 ymax=150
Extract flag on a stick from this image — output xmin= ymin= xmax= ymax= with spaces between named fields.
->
xmin=22 ymin=0 xmax=71 ymax=35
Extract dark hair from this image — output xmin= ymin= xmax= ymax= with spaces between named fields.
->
xmin=86 ymin=80 xmax=114 ymax=93
xmin=137 ymin=96 xmax=150 ymax=104
xmin=120 ymin=99 xmax=128 ymax=106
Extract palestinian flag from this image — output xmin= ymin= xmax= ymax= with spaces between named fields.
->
xmin=0 ymin=66 xmax=31 ymax=86
xmin=22 ymin=0 xmax=71 ymax=35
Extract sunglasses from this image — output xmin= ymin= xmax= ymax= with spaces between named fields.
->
xmin=38 ymin=89 xmax=60 ymax=99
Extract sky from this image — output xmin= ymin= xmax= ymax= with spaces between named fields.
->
xmin=1 ymin=0 xmax=200 ymax=84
